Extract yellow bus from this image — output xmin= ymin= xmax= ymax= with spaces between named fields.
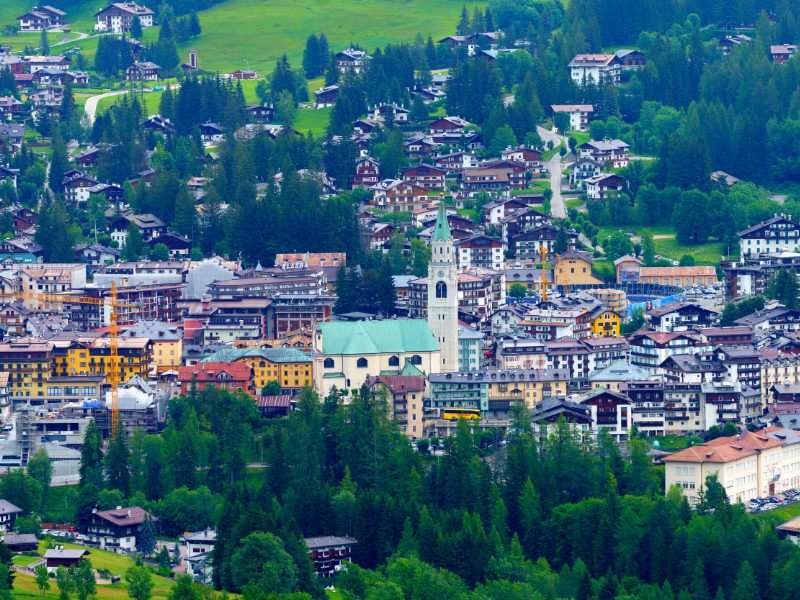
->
xmin=442 ymin=408 xmax=481 ymax=421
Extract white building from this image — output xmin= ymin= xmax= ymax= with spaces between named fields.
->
xmin=738 ymin=214 xmax=800 ymax=258
xmin=663 ymin=429 xmax=800 ymax=505
xmin=551 ymin=104 xmax=594 ymax=132
xmin=568 ymin=54 xmax=621 ymax=85
xmin=95 ymin=2 xmax=154 ymax=34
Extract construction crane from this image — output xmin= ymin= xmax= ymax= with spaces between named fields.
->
xmin=0 ymin=283 xmax=139 ymax=436
xmin=539 ymin=244 xmax=549 ymax=302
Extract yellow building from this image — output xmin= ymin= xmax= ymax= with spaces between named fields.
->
xmin=201 ymin=347 xmax=313 ymax=392
xmin=52 ymin=338 xmax=152 ymax=382
xmin=554 ymin=249 xmax=604 ymax=286
xmin=591 ymin=309 xmax=622 ymax=337
xmin=121 ymin=321 xmax=183 ymax=372
xmin=0 ymin=341 xmax=54 ymax=397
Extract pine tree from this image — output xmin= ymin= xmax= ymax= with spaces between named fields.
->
xmin=317 ymin=33 xmax=330 ymax=74
xmin=188 ymin=11 xmax=202 ymax=37
xmin=131 ymin=16 xmax=143 ymax=39
xmin=324 ymin=55 xmax=339 ymax=85
xmin=48 ymin=129 xmax=68 ymax=194
xmin=136 ymin=518 xmax=157 ymax=556
xmin=172 ymin=186 xmax=197 ymax=239
xmin=410 ymin=95 xmax=429 ymax=122
xmin=303 ymin=34 xmax=320 ymax=78
xmin=122 ymin=223 xmax=144 ymax=260
xmin=730 ymin=561 xmax=758 ymax=600
xmin=379 ymin=129 xmax=406 ymax=178
xmin=60 ymin=83 xmax=75 ymax=122
xmin=105 ymin=422 xmax=131 ymax=496
xmin=40 ymin=29 xmax=49 ymax=55
xmin=79 ymin=420 xmax=104 ymax=490
xmin=35 ymin=199 xmax=75 ymax=263
xmin=456 ymin=5 xmax=470 ymax=35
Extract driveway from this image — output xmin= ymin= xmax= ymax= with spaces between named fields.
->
xmin=537 ymin=126 xmax=567 ymax=219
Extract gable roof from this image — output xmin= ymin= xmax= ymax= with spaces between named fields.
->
xmin=319 ymin=319 xmax=439 ymax=355
xmin=0 ymin=499 xmax=22 ymax=515
xmin=94 ymin=506 xmax=155 ymax=527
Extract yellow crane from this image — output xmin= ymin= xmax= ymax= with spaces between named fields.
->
xmin=0 ymin=283 xmax=139 ymax=436
xmin=539 ymin=244 xmax=548 ymax=302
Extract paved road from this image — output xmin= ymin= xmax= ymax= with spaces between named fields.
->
xmin=538 ymin=126 xmax=567 ymax=219
xmin=51 ymin=31 xmax=91 ymax=48
xmin=84 ymin=89 xmax=128 ymax=123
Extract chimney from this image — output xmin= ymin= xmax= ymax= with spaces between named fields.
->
xmin=127 ymin=509 xmax=131 ymax=517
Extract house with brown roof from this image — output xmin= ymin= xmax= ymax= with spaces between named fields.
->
xmin=401 ymin=164 xmax=446 ymax=191
xmin=663 ymin=428 xmax=800 ymax=505
xmin=80 ymin=506 xmax=157 ymax=552
xmin=18 ymin=6 xmax=66 ymax=32
xmin=367 ymin=374 xmax=426 ymax=439
xmin=771 ymin=44 xmax=799 ymax=64
xmin=370 ymin=179 xmax=433 ymax=212
xmin=568 ymin=54 xmax=621 ymax=85
xmin=95 ymin=2 xmax=154 ymax=34
xmin=554 ymin=249 xmax=603 ymax=286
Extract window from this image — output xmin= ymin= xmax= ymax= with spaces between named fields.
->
xmin=323 ymin=358 xmax=334 ymax=369
xmin=436 ymin=281 xmax=447 ymax=298
xmin=357 ymin=357 xmax=368 ymax=368
xmin=388 ymin=355 xmax=400 ymax=367
xmin=410 ymin=355 xmax=422 ymax=365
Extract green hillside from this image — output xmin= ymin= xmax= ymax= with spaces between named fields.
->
xmin=179 ymin=0 xmax=484 ymax=73
xmin=0 ymin=1 xmax=100 ymax=51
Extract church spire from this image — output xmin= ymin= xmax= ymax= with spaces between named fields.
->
xmin=432 ymin=202 xmax=452 ymax=242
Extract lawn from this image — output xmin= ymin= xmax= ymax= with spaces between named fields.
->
xmin=97 ymin=90 xmax=164 ymax=116
xmin=11 ymin=541 xmax=180 ymax=599
xmin=595 ymin=225 xmax=731 ymax=266
xmin=751 ymin=501 xmax=800 ymax=523
xmin=177 ymin=0 xmax=484 ymax=73
xmin=653 ymin=237 xmax=728 ymax=266
xmin=565 ymin=197 xmax=584 ymax=210
xmin=295 ymin=107 xmax=332 ymax=137
xmin=568 ymin=131 xmax=590 ymax=146
xmin=650 ymin=435 xmax=703 ymax=451
xmin=12 ymin=554 xmax=41 ymax=567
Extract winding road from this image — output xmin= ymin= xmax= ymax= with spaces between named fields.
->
xmin=84 ymin=89 xmax=128 ymax=123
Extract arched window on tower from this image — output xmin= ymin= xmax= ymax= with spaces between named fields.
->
xmin=436 ymin=281 xmax=447 ymax=298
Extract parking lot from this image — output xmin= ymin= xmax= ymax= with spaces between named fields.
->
xmin=747 ymin=489 xmax=800 ymax=513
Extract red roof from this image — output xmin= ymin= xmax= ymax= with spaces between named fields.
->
xmin=370 ymin=375 xmax=426 ymax=394
xmin=178 ymin=362 xmax=253 ymax=383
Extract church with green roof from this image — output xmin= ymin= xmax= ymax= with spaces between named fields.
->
xmin=313 ymin=319 xmax=441 ymax=395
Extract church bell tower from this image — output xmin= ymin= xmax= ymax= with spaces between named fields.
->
xmin=427 ymin=203 xmax=459 ymax=372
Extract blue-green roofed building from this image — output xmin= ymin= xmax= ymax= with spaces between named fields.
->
xmin=314 ymin=318 xmax=440 ymax=394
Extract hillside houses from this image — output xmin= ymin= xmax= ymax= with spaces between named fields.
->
xmin=578 ymin=140 xmax=630 ymax=168
xmin=18 ymin=6 xmax=66 ymax=32
xmin=95 ymin=2 xmax=154 ymax=34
